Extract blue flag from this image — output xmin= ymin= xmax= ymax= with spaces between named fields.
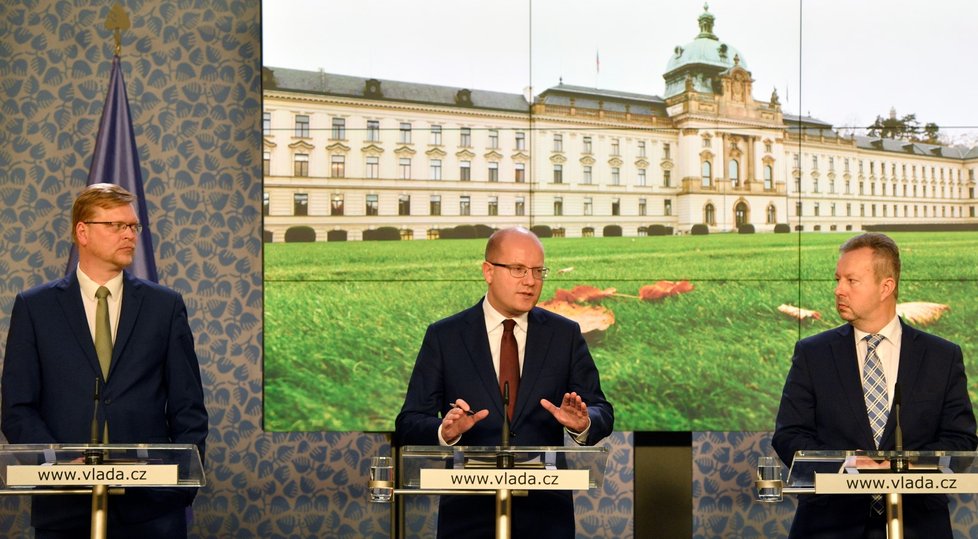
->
xmin=67 ymin=55 xmax=158 ymax=282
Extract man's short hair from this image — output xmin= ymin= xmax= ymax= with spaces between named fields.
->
xmin=484 ymin=226 xmax=539 ymax=261
xmin=840 ymin=232 xmax=901 ymax=296
xmin=71 ymin=183 xmax=135 ymax=243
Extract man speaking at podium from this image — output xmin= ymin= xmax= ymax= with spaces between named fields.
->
xmin=2 ymin=184 xmax=208 ymax=539
xmin=395 ymin=226 xmax=614 ymax=538
xmin=773 ymin=232 xmax=977 ymax=538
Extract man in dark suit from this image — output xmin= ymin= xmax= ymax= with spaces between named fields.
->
xmin=2 ymin=183 xmax=208 ymax=539
xmin=773 ymin=232 xmax=977 ymax=539
xmin=395 ymin=226 xmax=614 ymax=538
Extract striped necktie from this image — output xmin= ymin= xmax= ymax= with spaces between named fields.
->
xmin=862 ymin=333 xmax=887 ymax=516
xmin=862 ymin=334 xmax=888 ymax=448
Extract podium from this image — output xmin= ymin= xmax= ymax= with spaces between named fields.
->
xmin=0 ymin=443 xmax=206 ymax=539
xmin=755 ymin=450 xmax=978 ymax=539
xmin=372 ymin=445 xmax=608 ymax=539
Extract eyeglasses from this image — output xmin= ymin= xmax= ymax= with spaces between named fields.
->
xmin=487 ymin=261 xmax=550 ymax=280
xmin=84 ymin=221 xmax=143 ymax=234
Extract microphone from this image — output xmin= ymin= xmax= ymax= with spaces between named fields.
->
xmin=890 ymin=383 xmax=906 ymax=473
xmin=85 ymin=378 xmax=103 ymax=465
xmin=498 ymin=381 xmax=514 ymax=469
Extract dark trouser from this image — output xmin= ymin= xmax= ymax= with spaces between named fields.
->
xmin=34 ymin=505 xmax=187 ymax=539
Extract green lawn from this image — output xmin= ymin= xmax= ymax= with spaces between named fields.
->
xmin=264 ymin=232 xmax=978 ymax=432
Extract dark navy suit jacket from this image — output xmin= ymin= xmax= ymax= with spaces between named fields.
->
xmin=395 ymin=300 xmax=614 ymax=538
xmin=773 ymin=320 xmax=977 ymax=538
xmin=1 ymin=270 xmax=208 ymax=534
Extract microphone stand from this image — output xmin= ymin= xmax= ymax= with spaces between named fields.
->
xmin=887 ymin=383 xmax=905 ymax=539
xmin=84 ymin=378 xmax=110 ymax=539
xmin=890 ymin=384 xmax=906 ymax=473
xmin=495 ymin=381 xmax=514 ymax=539
xmin=84 ymin=378 xmax=103 ymax=465
xmin=497 ymin=382 xmax=514 ymax=469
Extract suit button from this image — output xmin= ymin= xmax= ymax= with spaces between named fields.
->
xmin=104 ymin=398 xmax=111 ymax=405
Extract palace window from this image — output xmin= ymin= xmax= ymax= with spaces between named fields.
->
xmin=293 ymin=153 xmax=308 ymax=177
xmin=366 ymin=156 xmax=379 ymax=179
xmin=331 ymin=117 xmax=345 ymax=140
xmin=330 ymin=155 xmax=345 ymax=178
xmin=294 ymin=115 xmax=309 ymax=138
xmin=293 ymin=193 xmax=308 ymax=216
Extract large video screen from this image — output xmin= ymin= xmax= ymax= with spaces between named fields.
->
xmin=262 ymin=0 xmax=978 ymax=432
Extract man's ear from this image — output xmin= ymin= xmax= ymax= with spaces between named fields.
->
xmin=481 ymin=261 xmax=494 ymax=284
xmin=75 ymin=222 xmax=89 ymax=247
xmin=879 ymin=276 xmax=896 ymax=301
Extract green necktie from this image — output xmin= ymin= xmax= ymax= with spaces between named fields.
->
xmin=94 ymin=286 xmax=112 ymax=379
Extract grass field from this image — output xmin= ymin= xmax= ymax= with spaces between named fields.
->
xmin=263 ymin=232 xmax=978 ymax=432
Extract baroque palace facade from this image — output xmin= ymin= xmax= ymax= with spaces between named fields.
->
xmin=262 ymin=8 xmax=978 ymax=242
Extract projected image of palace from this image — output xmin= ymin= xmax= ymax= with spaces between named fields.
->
xmin=261 ymin=7 xmax=978 ymax=242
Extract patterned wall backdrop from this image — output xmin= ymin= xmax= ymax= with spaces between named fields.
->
xmin=0 ymin=1 xmax=632 ymax=537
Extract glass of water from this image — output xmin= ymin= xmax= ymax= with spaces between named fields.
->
xmin=369 ymin=456 xmax=394 ymax=503
xmin=756 ymin=456 xmax=783 ymax=502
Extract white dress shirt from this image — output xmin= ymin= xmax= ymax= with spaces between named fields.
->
xmin=76 ymin=266 xmax=124 ymax=346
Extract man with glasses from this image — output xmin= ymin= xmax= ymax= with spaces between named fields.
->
xmin=2 ymin=183 xmax=208 ymax=538
xmin=395 ymin=226 xmax=613 ymax=538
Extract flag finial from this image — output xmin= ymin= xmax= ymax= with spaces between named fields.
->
xmin=105 ymin=3 xmax=131 ymax=57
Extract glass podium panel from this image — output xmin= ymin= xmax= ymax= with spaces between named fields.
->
xmin=0 ymin=443 xmax=205 ymax=490
xmin=399 ymin=445 xmax=609 ymax=491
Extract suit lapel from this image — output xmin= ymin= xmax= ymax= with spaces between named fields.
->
xmin=56 ymin=273 xmax=103 ymax=379
xmin=883 ymin=320 xmax=923 ymax=447
xmin=514 ymin=307 xmax=553 ymax=425
xmin=459 ymin=302 xmax=505 ymax=416
xmin=830 ymin=323 xmax=878 ymax=448
xmin=110 ymin=272 xmax=143 ymax=380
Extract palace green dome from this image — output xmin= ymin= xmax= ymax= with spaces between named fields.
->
xmin=663 ymin=5 xmax=748 ymax=98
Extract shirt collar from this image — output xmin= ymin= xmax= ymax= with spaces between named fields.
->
xmin=853 ymin=314 xmax=901 ymax=346
xmin=77 ymin=265 xmax=124 ymax=301
xmin=482 ymin=295 xmax=529 ymax=332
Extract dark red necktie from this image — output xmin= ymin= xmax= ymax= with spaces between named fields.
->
xmin=499 ymin=319 xmax=520 ymax=419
